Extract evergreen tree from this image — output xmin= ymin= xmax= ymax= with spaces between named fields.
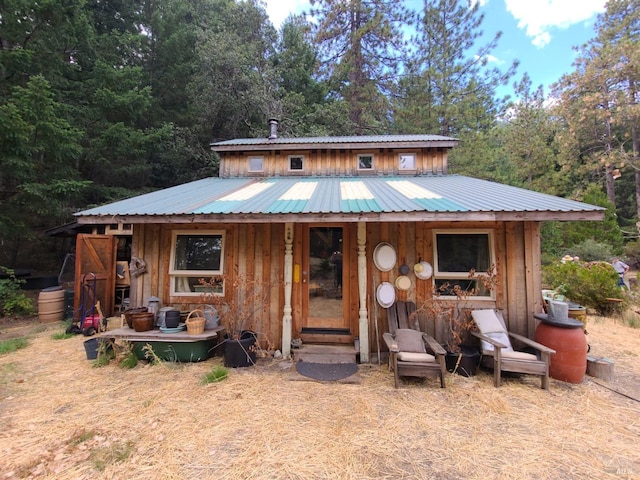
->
xmin=308 ymin=0 xmax=412 ymax=134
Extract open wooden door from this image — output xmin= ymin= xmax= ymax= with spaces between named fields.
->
xmin=74 ymin=234 xmax=117 ymax=319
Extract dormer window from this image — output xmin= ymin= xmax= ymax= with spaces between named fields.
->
xmin=289 ymin=155 xmax=304 ymax=171
xmin=358 ymin=154 xmax=374 ymax=170
xmin=399 ymin=153 xmax=416 ymax=171
xmin=248 ymin=156 xmax=264 ymax=172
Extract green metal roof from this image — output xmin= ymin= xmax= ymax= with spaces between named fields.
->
xmin=211 ymin=134 xmax=459 ymax=151
xmin=75 ymin=175 xmax=605 ymax=223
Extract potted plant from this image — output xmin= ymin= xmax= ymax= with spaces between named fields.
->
xmin=199 ymin=274 xmax=276 ymax=368
xmin=411 ymin=267 xmax=497 ymax=376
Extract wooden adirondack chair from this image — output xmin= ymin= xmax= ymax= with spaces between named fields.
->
xmin=470 ymin=309 xmax=556 ymax=389
xmin=382 ymin=301 xmax=447 ymax=388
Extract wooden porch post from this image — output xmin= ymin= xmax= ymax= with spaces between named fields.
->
xmin=357 ymin=222 xmax=369 ymax=362
xmin=282 ymin=223 xmax=294 ymax=359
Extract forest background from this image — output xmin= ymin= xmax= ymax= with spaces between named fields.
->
xmin=0 ymin=0 xmax=638 ymax=274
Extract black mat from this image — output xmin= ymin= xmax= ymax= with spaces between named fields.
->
xmin=295 ymin=362 xmax=358 ymax=381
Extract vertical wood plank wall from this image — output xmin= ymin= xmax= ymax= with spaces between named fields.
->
xmin=130 ymin=220 xmax=538 ymax=356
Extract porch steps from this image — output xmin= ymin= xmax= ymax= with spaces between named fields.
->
xmin=292 ymin=344 xmax=358 ymax=364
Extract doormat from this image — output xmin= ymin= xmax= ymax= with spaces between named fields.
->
xmin=295 ymin=361 xmax=358 ymax=382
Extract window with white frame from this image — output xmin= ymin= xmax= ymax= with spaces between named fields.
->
xmin=433 ymin=230 xmax=494 ymax=298
xmin=357 ymin=154 xmax=374 ymax=170
xmin=289 ymin=155 xmax=304 ymax=171
xmin=169 ymin=230 xmax=225 ymax=296
xmin=248 ymin=156 xmax=264 ymax=172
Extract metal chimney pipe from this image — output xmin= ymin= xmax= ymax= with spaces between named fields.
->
xmin=268 ymin=118 xmax=279 ymax=140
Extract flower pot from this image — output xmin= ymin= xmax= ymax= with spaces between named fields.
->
xmin=224 ymin=331 xmax=257 ymax=368
xmin=445 ymin=345 xmax=480 ymax=377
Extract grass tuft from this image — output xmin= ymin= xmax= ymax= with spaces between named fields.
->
xmin=202 ymin=365 xmax=229 ymax=384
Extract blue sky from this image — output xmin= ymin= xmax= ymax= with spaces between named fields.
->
xmin=264 ymin=0 xmax=607 ymax=99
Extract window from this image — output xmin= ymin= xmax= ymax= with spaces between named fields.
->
xmin=289 ymin=155 xmax=304 ymax=171
xmin=248 ymin=156 xmax=264 ymax=172
xmin=433 ymin=231 xmax=494 ymax=298
xmin=169 ymin=230 xmax=225 ymax=296
xmin=357 ymin=154 xmax=374 ymax=170
xmin=399 ymin=153 xmax=416 ymax=171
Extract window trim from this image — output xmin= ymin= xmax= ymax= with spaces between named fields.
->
xmin=432 ymin=229 xmax=495 ymax=299
xmin=169 ymin=230 xmax=226 ymax=296
xmin=288 ymin=155 xmax=304 ymax=171
xmin=247 ymin=156 xmax=264 ymax=172
xmin=357 ymin=153 xmax=374 ymax=170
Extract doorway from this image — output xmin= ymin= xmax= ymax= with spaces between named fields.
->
xmin=301 ymin=226 xmax=351 ymax=340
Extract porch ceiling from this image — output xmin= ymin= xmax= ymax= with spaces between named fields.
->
xmin=75 ymin=175 xmax=605 ymax=224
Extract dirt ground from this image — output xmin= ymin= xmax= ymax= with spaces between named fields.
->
xmin=1 ymin=313 xmax=639 ymax=480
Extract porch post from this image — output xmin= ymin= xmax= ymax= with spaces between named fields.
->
xmin=282 ymin=223 xmax=294 ymax=359
xmin=357 ymin=222 xmax=369 ymax=363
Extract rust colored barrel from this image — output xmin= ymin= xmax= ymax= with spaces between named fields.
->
xmin=535 ymin=321 xmax=587 ymax=383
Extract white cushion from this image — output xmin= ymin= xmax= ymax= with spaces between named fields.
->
xmin=501 ymin=351 xmax=537 ymax=361
xmin=471 ymin=309 xmax=506 ymax=334
xmin=480 ymin=331 xmax=513 ymax=353
xmin=397 ymin=352 xmax=436 ymax=363
xmin=394 ymin=329 xmax=426 ymax=353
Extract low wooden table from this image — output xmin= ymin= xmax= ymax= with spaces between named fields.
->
xmin=101 ymin=325 xmax=226 ymax=362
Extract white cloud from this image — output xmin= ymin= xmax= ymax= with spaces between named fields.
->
xmin=263 ymin=0 xmax=310 ymax=28
xmin=504 ymin=0 xmax=606 ymax=48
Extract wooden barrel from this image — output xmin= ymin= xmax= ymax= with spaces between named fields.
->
xmin=38 ymin=287 xmax=65 ymax=323
xmin=535 ymin=322 xmax=588 ymax=383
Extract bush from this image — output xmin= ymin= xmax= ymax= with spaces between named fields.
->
xmin=542 ymin=260 xmax=621 ymax=314
xmin=623 ymin=239 xmax=640 ymax=269
xmin=570 ymin=239 xmax=615 ymax=262
xmin=0 ymin=267 xmax=35 ymax=317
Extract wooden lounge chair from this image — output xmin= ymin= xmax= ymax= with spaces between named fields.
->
xmin=382 ymin=301 xmax=446 ymax=388
xmin=470 ymin=309 xmax=555 ymax=389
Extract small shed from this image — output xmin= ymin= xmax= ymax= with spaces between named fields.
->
xmin=74 ymin=129 xmax=604 ymax=360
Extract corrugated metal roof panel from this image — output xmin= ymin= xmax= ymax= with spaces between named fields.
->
xmin=211 ymin=134 xmax=457 ymax=148
xmin=75 ymin=175 xmax=604 ymax=219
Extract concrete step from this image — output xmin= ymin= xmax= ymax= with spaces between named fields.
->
xmin=293 ymin=344 xmax=357 ymax=364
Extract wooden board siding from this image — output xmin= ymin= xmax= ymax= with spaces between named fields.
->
xmin=129 ymin=219 xmax=539 ymax=356
xmin=219 ymin=148 xmax=448 ymax=177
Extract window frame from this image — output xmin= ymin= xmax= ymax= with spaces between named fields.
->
xmin=357 ymin=153 xmax=374 ymax=171
xmin=169 ymin=230 xmax=226 ymax=297
xmin=432 ymin=229 xmax=495 ymax=299
xmin=288 ymin=155 xmax=304 ymax=172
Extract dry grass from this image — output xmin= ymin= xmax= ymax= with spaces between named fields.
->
xmin=0 ymin=315 xmax=639 ymax=479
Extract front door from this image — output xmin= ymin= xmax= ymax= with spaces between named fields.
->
xmin=301 ymin=226 xmax=351 ymax=342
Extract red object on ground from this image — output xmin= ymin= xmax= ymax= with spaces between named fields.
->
xmin=535 ymin=322 xmax=588 ymax=383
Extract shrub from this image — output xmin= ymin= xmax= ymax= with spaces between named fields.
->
xmin=570 ymin=239 xmax=615 ymax=262
xmin=623 ymin=239 xmax=640 ymax=269
xmin=542 ymin=260 xmax=621 ymax=314
xmin=0 ymin=267 xmax=35 ymax=317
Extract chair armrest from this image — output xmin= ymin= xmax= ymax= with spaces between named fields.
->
xmin=382 ymin=332 xmax=399 ymax=352
xmin=422 ymin=333 xmax=446 ymax=356
xmin=470 ymin=331 xmax=508 ymax=349
xmin=508 ymin=332 xmax=556 ymax=355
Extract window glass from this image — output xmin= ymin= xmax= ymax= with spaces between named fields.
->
xmin=434 ymin=232 xmax=493 ymax=297
xmin=358 ymin=154 xmax=373 ymax=170
xmin=170 ymin=232 xmax=224 ymax=295
xmin=248 ymin=156 xmax=264 ymax=172
xmin=289 ymin=156 xmax=304 ymax=171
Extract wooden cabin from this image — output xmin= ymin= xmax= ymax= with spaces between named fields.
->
xmin=74 ymin=123 xmax=604 ymax=361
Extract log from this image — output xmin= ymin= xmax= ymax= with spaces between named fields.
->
xmin=587 ymin=355 xmax=614 ymax=381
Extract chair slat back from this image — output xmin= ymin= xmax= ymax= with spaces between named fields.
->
xmin=387 ymin=301 xmax=417 ymax=334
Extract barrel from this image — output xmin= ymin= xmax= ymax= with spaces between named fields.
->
xmin=38 ymin=286 xmax=65 ymax=323
xmin=567 ymin=304 xmax=587 ymax=329
xmin=535 ymin=321 xmax=588 ymax=383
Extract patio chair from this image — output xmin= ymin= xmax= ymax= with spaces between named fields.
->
xmin=382 ymin=301 xmax=446 ymax=388
xmin=470 ymin=309 xmax=555 ymax=389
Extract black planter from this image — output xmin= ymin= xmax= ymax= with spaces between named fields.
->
xmin=445 ymin=345 xmax=480 ymax=377
xmin=224 ymin=331 xmax=257 ymax=368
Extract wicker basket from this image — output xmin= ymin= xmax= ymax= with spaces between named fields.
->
xmin=124 ymin=307 xmax=148 ymax=329
xmin=186 ymin=310 xmax=205 ymax=335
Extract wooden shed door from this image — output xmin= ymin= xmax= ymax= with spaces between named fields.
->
xmin=74 ymin=234 xmax=117 ymax=319
xmin=301 ymin=226 xmax=350 ymax=341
